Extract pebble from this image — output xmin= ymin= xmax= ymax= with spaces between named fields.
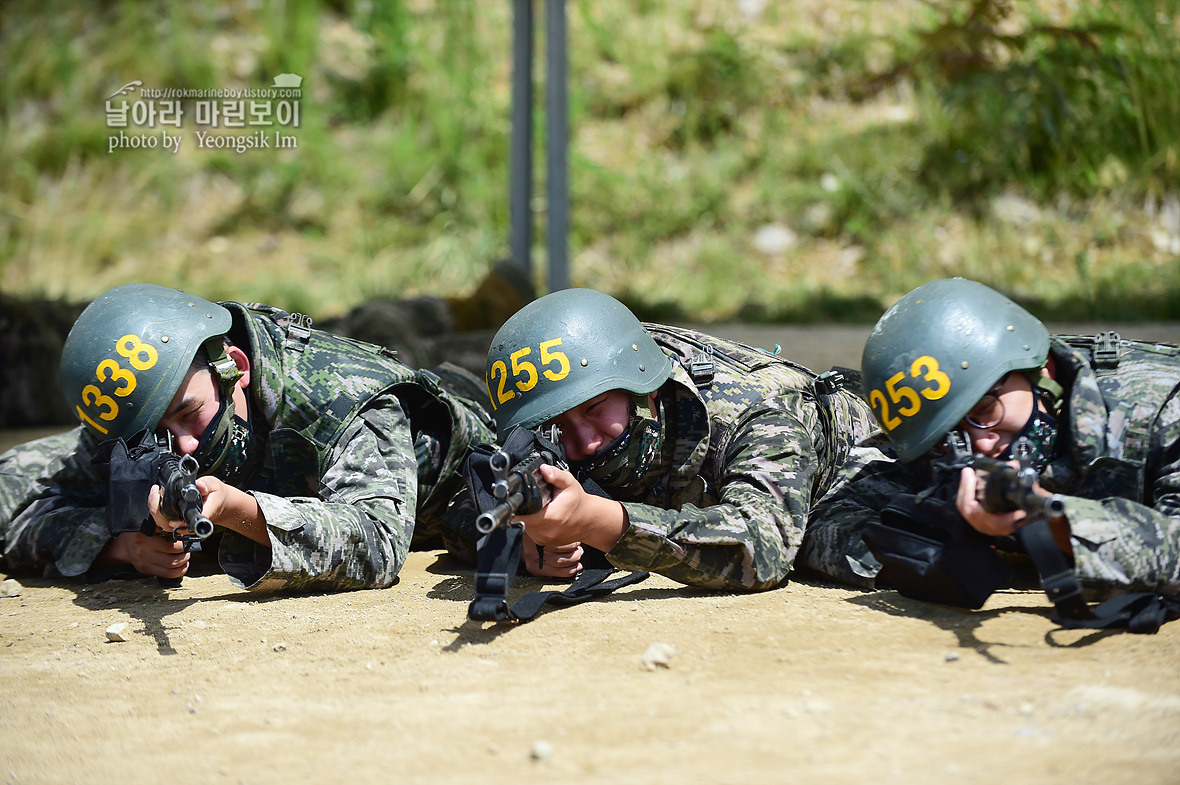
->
xmin=530 ymin=739 xmax=554 ymax=762
xmin=105 ymin=622 xmax=131 ymax=642
xmin=641 ymin=642 xmax=676 ymax=671
xmin=0 ymin=578 xmax=22 ymax=597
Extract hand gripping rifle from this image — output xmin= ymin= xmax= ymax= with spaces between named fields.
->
xmin=866 ymin=430 xmax=1180 ymax=632
xmin=462 ymin=425 xmax=650 ymax=623
xmin=153 ymin=445 xmax=215 ymax=545
xmin=97 ymin=429 xmax=214 ymax=583
xmin=927 ymin=431 xmax=1180 ymax=632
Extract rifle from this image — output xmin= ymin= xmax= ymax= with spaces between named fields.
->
xmin=153 ymin=441 xmax=215 ymax=547
xmin=101 ymin=429 xmax=214 ymax=555
xmin=474 ymin=436 xmax=561 ymax=534
xmin=866 ymin=431 xmax=1180 ymax=632
xmin=463 ymin=425 xmax=650 ymax=623
xmin=925 ymin=431 xmax=1065 ymax=519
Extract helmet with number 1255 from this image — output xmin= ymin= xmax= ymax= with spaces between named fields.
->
xmin=59 ymin=283 xmax=233 ymax=441
xmin=485 ymin=288 xmax=674 ymax=432
xmin=861 ymin=277 xmax=1050 ymax=462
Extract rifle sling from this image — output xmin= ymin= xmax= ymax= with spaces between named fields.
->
xmin=1018 ymin=515 xmax=1180 ymax=634
xmin=468 ymin=526 xmax=648 ymax=623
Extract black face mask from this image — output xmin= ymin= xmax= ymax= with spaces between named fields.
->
xmin=191 ymin=393 xmax=258 ymax=486
xmin=572 ymin=393 xmax=663 ymax=491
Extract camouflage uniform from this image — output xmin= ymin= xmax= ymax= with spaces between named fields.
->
xmin=0 ymin=429 xmax=84 ymax=525
xmin=802 ymin=334 xmax=1180 ymax=598
xmin=0 ymin=302 xmax=494 ymax=592
xmin=600 ymin=325 xmax=880 ymax=591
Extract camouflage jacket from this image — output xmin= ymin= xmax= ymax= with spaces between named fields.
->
xmin=601 ymin=325 xmax=881 ymax=591
xmin=0 ymin=302 xmax=494 ymax=592
xmin=802 ymin=334 xmax=1180 ymax=597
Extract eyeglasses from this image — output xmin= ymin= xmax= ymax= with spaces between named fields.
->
xmin=962 ymin=378 xmax=1007 ymax=429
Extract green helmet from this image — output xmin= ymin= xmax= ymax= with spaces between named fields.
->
xmin=485 ymin=288 xmax=674 ymax=431
xmin=59 ymin=283 xmax=233 ymax=441
xmin=861 ymin=278 xmax=1049 ymax=462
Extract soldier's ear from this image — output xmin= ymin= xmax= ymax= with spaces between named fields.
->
xmin=227 ymin=345 xmax=251 ymax=388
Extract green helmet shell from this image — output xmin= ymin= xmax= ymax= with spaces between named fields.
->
xmin=485 ymin=288 xmax=674 ymax=431
xmin=59 ymin=283 xmax=232 ymax=440
xmin=861 ymin=278 xmax=1049 ymax=462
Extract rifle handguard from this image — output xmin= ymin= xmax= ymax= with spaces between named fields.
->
xmin=474 ymin=446 xmax=555 ymax=534
xmin=158 ymin=452 xmax=215 ymax=540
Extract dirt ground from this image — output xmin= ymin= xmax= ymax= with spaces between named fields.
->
xmin=3 ymin=323 xmax=1180 ymax=785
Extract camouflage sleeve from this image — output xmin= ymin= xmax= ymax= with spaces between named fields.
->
xmin=1 ymin=427 xmax=114 ymax=578
xmin=1063 ymin=393 xmax=1180 ymax=596
xmin=404 ymin=375 xmax=496 ymax=564
xmin=1 ymin=428 xmax=85 ymax=524
xmin=800 ymin=437 xmax=915 ymax=590
xmin=605 ymin=393 xmax=823 ymax=592
xmin=222 ymin=393 xmax=417 ymax=593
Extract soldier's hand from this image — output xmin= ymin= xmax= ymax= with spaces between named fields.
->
xmin=99 ymin=531 xmax=188 ymax=579
xmin=956 ymin=466 xmax=1024 ymax=536
xmin=520 ymin=530 xmax=583 ymax=579
xmin=147 ymin=483 xmax=184 ymax=534
xmin=514 ymin=464 xmax=628 ymax=554
xmin=513 ymin=465 xmax=590 ymax=546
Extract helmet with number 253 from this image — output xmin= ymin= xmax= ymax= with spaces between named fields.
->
xmin=59 ymin=283 xmax=233 ymax=441
xmin=861 ymin=277 xmax=1049 ymax=462
xmin=485 ymin=288 xmax=674 ymax=433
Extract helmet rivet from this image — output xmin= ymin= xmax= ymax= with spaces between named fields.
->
xmin=632 ymin=344 xmax=639 ymax=351
xmin=1007 ymin=325 xmax=1015 ymax=331
xmin=580 ymin=359 xmax=588 ymax=367
xmin=1023 ymin=344 xmax=1030 ymax=351
xmin=961 ymin=361 xmax=969 ymax=369
xmin=206 ymin=313 xmax=213 ymax=319
xmin=639 ymin=364 xmax=646 ymax=372
xmin=161 ymin=336 xmax=169 ymax=343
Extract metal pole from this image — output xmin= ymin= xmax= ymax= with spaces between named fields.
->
xmin=545 ymin=0 xmax=569 ymax=292
xmin=510 ymin=0 xmax=534 ymax=276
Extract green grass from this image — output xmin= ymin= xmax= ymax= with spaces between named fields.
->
xmin=0 ymin=0 xmax=1178 ymax=324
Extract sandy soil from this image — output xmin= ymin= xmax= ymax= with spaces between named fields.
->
xmin=3 ymin=323 xmax=1179 ymax=785
xmin=1 ymin=552 xmax=1178 ymax=785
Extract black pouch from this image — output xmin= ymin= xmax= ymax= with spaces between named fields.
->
xmin=92 ymin=428 xmax=162 ymax=537
xmin=862 ymin=493 xmax=1011 ymax=610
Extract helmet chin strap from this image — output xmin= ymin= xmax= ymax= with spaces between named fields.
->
xmin=204 ymin=338 xmax=244 ymax=401
xmin=1030 ymin=370 xmax=1064 ymax=418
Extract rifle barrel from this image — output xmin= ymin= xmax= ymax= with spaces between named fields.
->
xmin=475 ymin=492 xmax=525 ymax=534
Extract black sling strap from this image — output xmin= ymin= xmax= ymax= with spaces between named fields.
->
xmin=1018 ymin=515 xmax=1180 ymax=634
xmin=468 ymin=527 xmax=649 ymax=623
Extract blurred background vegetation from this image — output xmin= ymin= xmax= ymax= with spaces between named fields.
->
xmin=1 ymin=0 xmax=1178 ymax=324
